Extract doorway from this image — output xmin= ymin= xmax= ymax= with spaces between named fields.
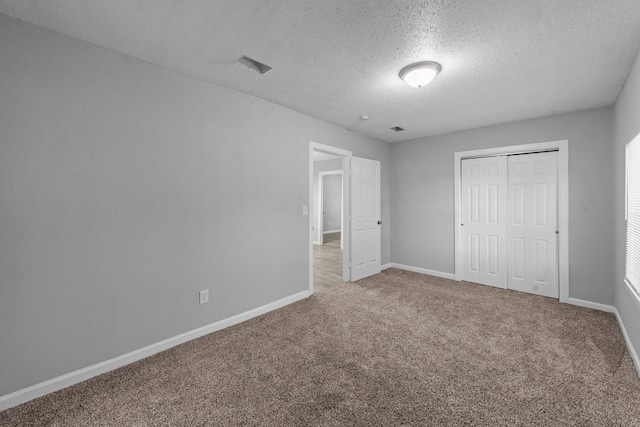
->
xmin=314 ymin=168 xmax=344 ymax=293
xmin=317 ymin=171 xmax=343 ymax=248
xmin=309 ymin=142 xmax=351 ymax=295
xmin=454 ymin=140 xmax=569 ymax=302
xmin=308 ymin=142 xmax=383 ymax=294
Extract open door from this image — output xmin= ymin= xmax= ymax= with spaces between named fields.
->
xmin=350 ymin=156 xmax=381 ymax=281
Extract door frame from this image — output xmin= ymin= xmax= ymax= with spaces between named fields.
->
xmin=309 ymin=142 xmax=352 ymax=295
xmin=318 ymin=170 xmax=344 ymax=247
xmin=453 ymin=140 xmax=569 ymax=302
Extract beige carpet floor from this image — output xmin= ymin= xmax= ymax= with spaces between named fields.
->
xmin=2 ymin=269 xmax=640 ymax=426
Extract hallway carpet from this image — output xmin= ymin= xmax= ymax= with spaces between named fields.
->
xmin=2 ymin=269 xmax=639 ymax=426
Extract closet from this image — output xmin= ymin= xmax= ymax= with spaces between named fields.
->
xmin=461 ymin=151 xmax=558 ymax=298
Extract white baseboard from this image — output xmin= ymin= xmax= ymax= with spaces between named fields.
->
xmin=388 ymin=263 xmax=456 ymax=280
xmin=323 ymin=229 xmax=340 ymax=234
xmin=554 ymin=298 xmax=640 ymax=377
xmin=614 ymin=308 xmax=640 ymax=377
xmin=0 ymin=290 xmax=310 ymax=412
xmin=565 ymin=297 xmax=615 ymax=313
xmin=381 ymin=263 xmax=392 ymax=270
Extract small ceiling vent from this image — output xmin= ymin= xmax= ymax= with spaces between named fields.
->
xmin=390 ymin=126 xmax=406 ymax=132
xmin=234 ymin=55 xmax=272 ymax=74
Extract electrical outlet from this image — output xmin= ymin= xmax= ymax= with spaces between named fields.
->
xmin=199 ymin=289 xmax=209 ymax=305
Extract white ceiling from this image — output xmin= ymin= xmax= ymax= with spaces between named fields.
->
xmin=2 ymin=1 xmax=640 ymax=143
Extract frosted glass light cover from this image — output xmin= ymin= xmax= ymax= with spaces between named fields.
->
xmin=400 ymin=61 xmax=442 ymax=88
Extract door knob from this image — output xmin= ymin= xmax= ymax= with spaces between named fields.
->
xmin=377 ymin=221 xmax=382 ymax=225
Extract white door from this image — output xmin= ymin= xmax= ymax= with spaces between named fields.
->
xmin=461 ymin=157 xmax=509 ymax=288
xmin=350 ymin=157 xmax=381 ymax=281
xmin=507 ymin=152 xmax=558 ymax=298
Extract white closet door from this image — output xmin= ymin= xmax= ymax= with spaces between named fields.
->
xmin=461 ymin=157 xmax=509 ymax=289
xmin=507 ymin=152 xmax=558 ymax=298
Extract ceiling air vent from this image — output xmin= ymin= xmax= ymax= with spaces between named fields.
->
xmin=390 ymin=126 xmax=406 ymax=132
xmin=234 ymin=55 xmax=272 ymax=74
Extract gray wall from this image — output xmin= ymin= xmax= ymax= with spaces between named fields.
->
xmin=390 ymin=107 xmax=614 ymax=305
xmin=322 ymin=174 xmax=342 ymax=232
xmin=0 ymin=13 xmax=390 ymax=397
xmin=614 ymin=49 xmax=640 ymax=361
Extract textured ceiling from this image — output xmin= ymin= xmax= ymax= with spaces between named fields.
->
xmin=1 ymin=1 xmax=640 ymax=143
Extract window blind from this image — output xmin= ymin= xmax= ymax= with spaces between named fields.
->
xmin=626 ymin=134 xmax=640 ymax=295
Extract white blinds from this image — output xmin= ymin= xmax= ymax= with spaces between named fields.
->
xmin=626 ymin=134 xmax=640 ymax=295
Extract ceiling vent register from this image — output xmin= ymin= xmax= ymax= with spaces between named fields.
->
xmin=234 ymin=55 xmax=272 ymax=74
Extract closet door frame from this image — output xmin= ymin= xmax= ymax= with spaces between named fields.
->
xmin=454 ymin=140 xmax=569 ymax=302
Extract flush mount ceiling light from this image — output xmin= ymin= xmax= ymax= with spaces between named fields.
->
xmin=399 ymin=61 xmax=442 ymax=88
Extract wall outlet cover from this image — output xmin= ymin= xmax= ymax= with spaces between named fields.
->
xmin=199 ymin=289 xmax=209 ymax=304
